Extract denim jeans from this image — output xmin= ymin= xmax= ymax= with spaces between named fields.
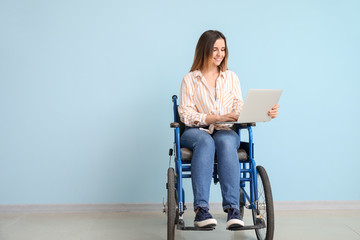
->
xmin=180 ymin=127 xmax=240 ymax=211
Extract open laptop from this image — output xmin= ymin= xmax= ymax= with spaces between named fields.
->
xmin=217 ymin=89 xmax=283 ymax=124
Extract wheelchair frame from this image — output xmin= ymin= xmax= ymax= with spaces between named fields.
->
xmin=166 ymin=95 xmax=274 ymax=240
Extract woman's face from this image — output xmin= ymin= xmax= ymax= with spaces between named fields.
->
xmin=211 ymin=38 xmax=226 ymax=68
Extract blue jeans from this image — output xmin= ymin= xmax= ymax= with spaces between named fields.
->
xmin=180 ymin=127 xmax=240 ymax=211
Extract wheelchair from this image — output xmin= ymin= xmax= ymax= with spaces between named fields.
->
xmin=165 ymin=95 xmax=275 ymax=240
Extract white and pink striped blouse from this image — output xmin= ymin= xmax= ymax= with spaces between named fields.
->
xmin=178 ymin=70 xmax=243 ymax=134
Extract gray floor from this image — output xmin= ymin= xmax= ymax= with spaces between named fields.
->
xmin=1 ymin=209 xmax=360 ymax=240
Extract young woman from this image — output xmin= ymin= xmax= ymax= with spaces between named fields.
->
xmin=178 ymin=30 xmax=279 ymax=229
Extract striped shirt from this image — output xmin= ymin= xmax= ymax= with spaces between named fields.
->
xmin=178 ymin=70 xmax=243 ymax=134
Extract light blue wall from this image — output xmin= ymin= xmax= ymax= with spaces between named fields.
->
xmin=1 ymin=0 xmax=359 ymax=204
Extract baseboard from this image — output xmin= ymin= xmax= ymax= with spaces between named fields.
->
xmin=274 ymin=201 xmax=360 ymax=211
xmin=0 ymin=203 xmax=163 ymax=214
xmin=1 ymin=201 xmax=359 ymax=214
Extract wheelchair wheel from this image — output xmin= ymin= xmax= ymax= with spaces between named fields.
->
xmin=252 ymin=165 xmax=274 ymax=240
xmin=239 ymin=189 xmax=245 ymax=219
xmin=167 ymin=168 xmax=176 ymax=240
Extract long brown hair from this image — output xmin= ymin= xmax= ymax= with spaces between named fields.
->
xmin=190 ymin=30 xmax=228 ymax=72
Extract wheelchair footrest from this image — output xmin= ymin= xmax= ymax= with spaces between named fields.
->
xmin=177 ymin=219 xmax=215 ymax=231
xmin=227 ymin=218 xmax=266 ymax=231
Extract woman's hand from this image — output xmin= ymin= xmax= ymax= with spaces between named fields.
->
xmin=220 ymin=112 xmax=239 ymax=122
xmin=268 ymin=104 xmax=280 ymax=118
xmin=205 ymin=112 xmax=239 ymax=125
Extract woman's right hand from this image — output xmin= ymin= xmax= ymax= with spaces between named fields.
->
xmin=219 ymin=112 xmax=239 ymax=122
xmin=205 ymin=112 xmax=239 ymax=125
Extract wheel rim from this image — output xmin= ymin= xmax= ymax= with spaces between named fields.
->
xmin=255 ymin=172 xmax=267 ymax=239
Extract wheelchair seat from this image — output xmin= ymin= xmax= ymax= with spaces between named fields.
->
xmin=180 ymin=147 xmax=248 ymax=162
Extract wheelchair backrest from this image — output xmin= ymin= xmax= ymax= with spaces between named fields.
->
xmin=175 ymin=106 xmax=186 ymax=136
xmin=172 ymin=95 xmax=186 ymax=136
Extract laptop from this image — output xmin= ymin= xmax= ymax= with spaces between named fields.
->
xmin=217 ymin=89 xmax=283 ymax=124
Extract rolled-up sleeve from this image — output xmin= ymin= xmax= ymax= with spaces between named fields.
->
xmin=178 ymin=77 xmax=207 ymax=127
xmin=232 ymin=73 xmax=243 ymax=114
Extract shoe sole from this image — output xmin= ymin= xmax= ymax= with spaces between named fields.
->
xmin=194 ymin=218 xmax=217 ymax=228
xmin=226 ymin=219 xmax=244 ymax=229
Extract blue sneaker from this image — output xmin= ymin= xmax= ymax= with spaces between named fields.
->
xmin=194 ymin=207 xmax=217 ymax=228
xmin=226 ymin=208 xmax=244 ymax=229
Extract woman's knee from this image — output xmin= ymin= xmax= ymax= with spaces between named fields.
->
xmin=181 ymin=128 xmax=215 ymax=150
xmin=214 ymin=130 xmax=240 ymax=150
xmin=194 ymin=132 xmax=215 ymax=150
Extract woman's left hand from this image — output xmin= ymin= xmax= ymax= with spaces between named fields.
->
xmin=268 ymin=104 xmax=280 ymax=118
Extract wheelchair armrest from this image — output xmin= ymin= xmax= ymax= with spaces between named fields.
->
xmin=170 ymin=122 xmax=180 ymax=128
xmin=232 ymin=122 xmax=256 ymax=130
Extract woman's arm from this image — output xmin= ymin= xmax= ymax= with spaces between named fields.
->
xmin=205 ymin=112 xmax=239 ymax=125
xmin=178 ymin=77 xmax=207 ymax=126
xmin=231 ymin=73 xmax=244 ymax=114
